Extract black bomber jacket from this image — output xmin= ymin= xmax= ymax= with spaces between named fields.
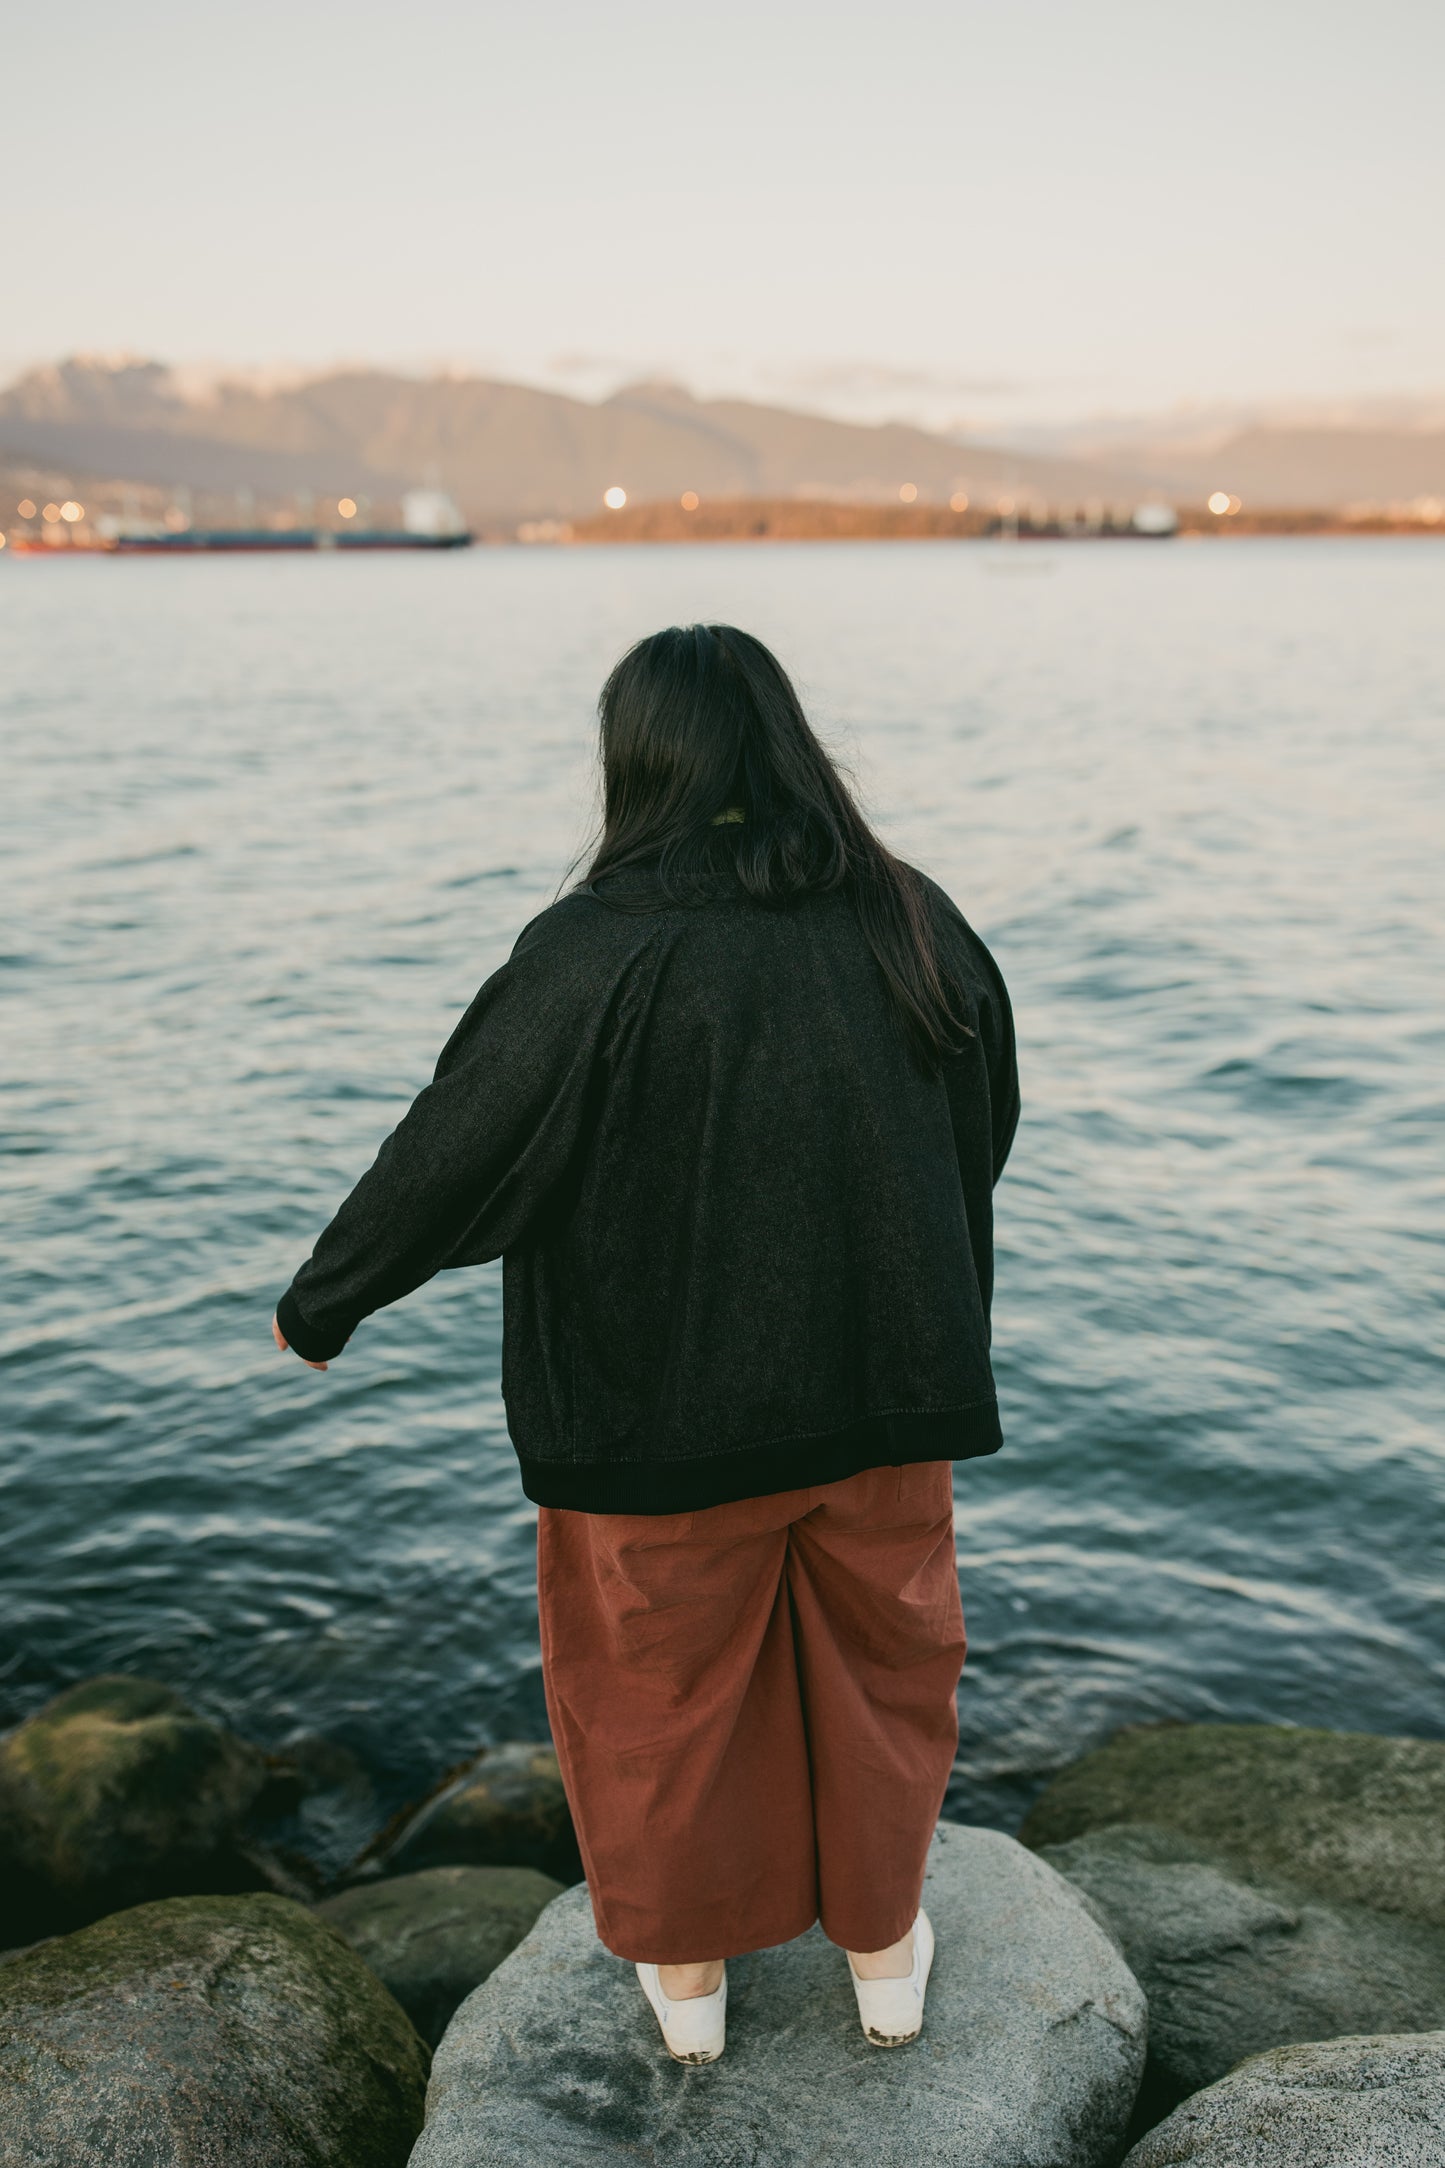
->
xmin=277 ymin=861 xmax=1019 ymax=1514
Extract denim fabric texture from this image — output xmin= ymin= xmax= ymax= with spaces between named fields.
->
xmin=277 ymin=862 xmax=1019 ymax=1513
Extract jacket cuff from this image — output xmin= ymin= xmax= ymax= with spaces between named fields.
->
xmin=276 ymin=1285 xmax=351 ymax=1364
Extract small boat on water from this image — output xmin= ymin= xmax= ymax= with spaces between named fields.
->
xmin=986 ymin=503 xmax=1178 ymax=541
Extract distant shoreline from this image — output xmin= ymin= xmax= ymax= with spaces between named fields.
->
xmin=549 ymin=497 xmax=1445 ymax=546
xmin=7 ymin=492 xmax=1442 ymax=558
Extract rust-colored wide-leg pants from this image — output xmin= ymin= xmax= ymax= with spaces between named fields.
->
xmin=537 ymin=1460 xmax=966 ymax=1963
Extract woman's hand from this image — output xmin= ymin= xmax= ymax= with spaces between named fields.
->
xmin=272 ymin=1313 xmax=329 ymax=1371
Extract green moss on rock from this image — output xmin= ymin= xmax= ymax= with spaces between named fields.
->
xmin=0 ymin=1676 xmax=280 ymax=1937
xmin=1020 ymin=1722 xmax=1445 ymax=1925
xmin=0 ymin=1891 xmax=428 ymax=2167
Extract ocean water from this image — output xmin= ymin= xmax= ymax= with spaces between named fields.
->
xmin=3 ymin=538 xmax=1442 ymax=1863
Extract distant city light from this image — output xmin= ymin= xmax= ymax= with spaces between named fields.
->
xmin=950 ymin=492 xmax=969 ymax=513
xmin=42 ymin=503 xmax=61 ymax=522
xmin=1208 ymin=491 xmax=1240 ymax=515
xmin=337 ymin=498 xmax=357 ymax=518
xmin=18 ymin=499 xmax=36 ymax=519
xmin=899 ymin=483 xmax=918 ymax=503
xmin=60 ymin=501 xmax=84 ymax=522
xmin=680 ymin=491 xmax=699 ymax=511
xmin=603 ymin=486 xmax=627 ymax=509
xmin=0 ymin=535 xmax=6 ymax=551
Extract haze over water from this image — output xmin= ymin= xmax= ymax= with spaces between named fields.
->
xmin=3 ymin=539 xmax=1442 ymax=1857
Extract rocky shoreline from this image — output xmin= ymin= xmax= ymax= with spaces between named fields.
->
xmin=2 ymin=1678 xmax=1443 ymax=2164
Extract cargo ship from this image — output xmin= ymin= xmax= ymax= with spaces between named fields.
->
xmin=102 ymin=524 xmax=471 ymax=553
xmin=105 ymin=491 xmax=471 ymax=553
xmin=5 ymin=490 xmax=471 ymax=554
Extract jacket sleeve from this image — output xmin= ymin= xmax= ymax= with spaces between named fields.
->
xmin=974 ymin=937 xmax=1020 ymax=1184
xmin=275 ymin=904 xmax=632 ymax=1363
xmin=919 ymin=873 xmax=1020 ymax=1186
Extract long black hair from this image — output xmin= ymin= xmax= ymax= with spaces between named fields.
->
xmin=578 ymin=623 xmax=971 ymax=1067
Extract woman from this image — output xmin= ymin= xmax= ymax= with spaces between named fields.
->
xmin=274 ymin=625 xmax=1018 ymax=2064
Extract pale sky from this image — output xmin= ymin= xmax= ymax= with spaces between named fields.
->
xmin=6 ymin=0 xmax=1442 ymax=431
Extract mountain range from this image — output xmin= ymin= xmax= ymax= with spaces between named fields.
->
xmin=2 ymin=358 xmax=1442 ymax=521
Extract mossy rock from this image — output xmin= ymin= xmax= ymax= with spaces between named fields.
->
xmin=0 ymin=1891 xmax=428 ymax=2167
xmin=351 ymin=1743 xmax=581 ymax=1886
xmin=0 ymin=1677 xmax=285 ymax=1939
xmin=1020 ymin=1722 xmax=1445 ymax=1926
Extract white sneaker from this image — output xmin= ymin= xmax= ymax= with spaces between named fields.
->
xmin=847 ymin=1908 xmax=934 ymax=2046
xmin=635 ymin=1963 xmax=727 ymax=2064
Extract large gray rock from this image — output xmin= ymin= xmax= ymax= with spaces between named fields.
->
xmin=1039 ymin=1824 xmax=1445 ymax=2115
xmin=1122 ymin=2030 xmax=1445 ymax=2167
xmin=351 ymin=1743 xmax=581 ymax=1887
xmin=0 ymin=1890 xmax=429 ymax=2167
xmin=1020 ymin=1722 xmax=1445 ymax=1926
xmin=0 ymin=1676 xmax=295 ymax=1942
xmin=316 ymin=1864 xmax=564 ymax=2046
xmin=411 ymin=1822 xmax=1146 ymax=2167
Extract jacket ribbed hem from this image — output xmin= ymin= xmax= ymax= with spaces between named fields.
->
xmin=275 ymin=1287 xmax=350 ymax=1364
xmin=516 ymin=1401 xmax=1002 ymax=1514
